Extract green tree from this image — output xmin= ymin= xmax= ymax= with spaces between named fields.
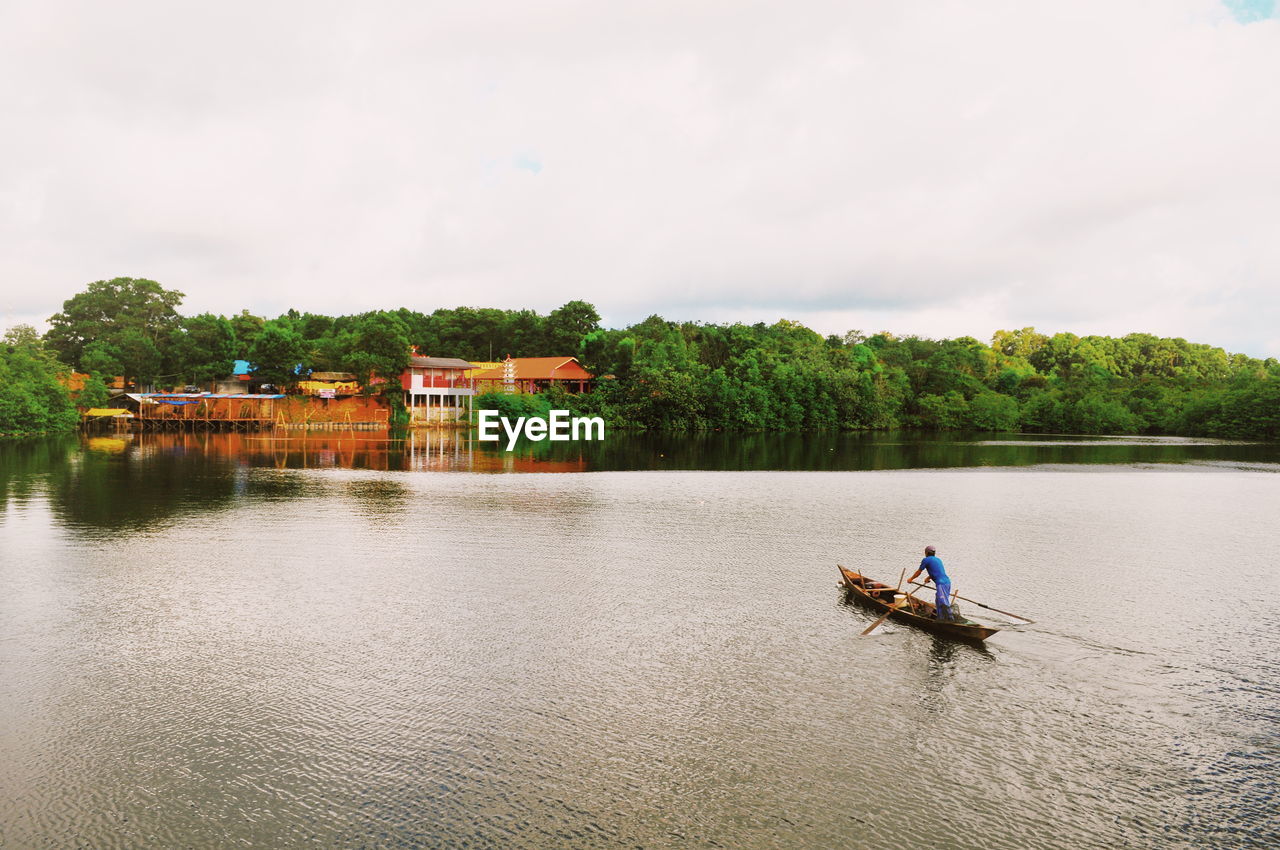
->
xmin=229 ymin=310 xmax=266 ymax=359
xmin=170 ymin=313 xmax=236 ymax=384
xmin=310 ymin=329 xmax=357 ymax=373
xmin=3 ymin=324 xmax=42 ymax=347
xmin=80 ymin=341 xmax=123 ymax=381
xmin=0 ymin=327 xmax=79 ymax=434
xmin=76 ymin=374 xmax=111 ymax=409
xmin=580 ymin=330 xmax=636 ymax=379
xmin=472 ymin=390 xmax=551 ymax=422
xmin=543 ymin=300 xmax=602 ymax=354
xmin=346 ymin=311 xmax=411 ymax=394
xmin=967 ymin=392 xmax=1021 ymax=431
xmin=1021 ymin=390 xmax=1066 ymax=432
xmin=421 ymin=305 xmax=556 ymax=361
xmin=45 ymin=278 xmax=184 ymax=387
xmin=248 ymin=320 xmax=306 ymax=387
xmin=917 ymin=391 xmax=970 ymax=429
xmin=113 ymin=328 xmax=163 ymax=387
xmin=1069 ymin=394 xmax=1141 ymax=434
xmin=991 ymin=327 xmax=1048 ymax=360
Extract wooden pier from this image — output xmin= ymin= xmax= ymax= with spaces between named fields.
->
xmin=132 ymin=393 xmax=283 ymax=431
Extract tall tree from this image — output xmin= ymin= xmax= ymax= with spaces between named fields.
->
xmin=170 ymin=313 xmax=237 ymax=384
xmin=80 ymin=340 xmax=123 ymax=380
xmin=542 ymin=300 xmax=601 ymax=355
xmin=45 ymin=278 xmax=184 ymax=378
xmin=248 ymin=320 xmax=306 ymax=387
xmin=113 ymin=328 xmax=164 ymax=387
xmin=229 ymin=309 xmax=266 ymax=359
xmin=346 ymin=312 xmax=410 ymax=392
xmin=991 ymin=327 xmax=1049 ymax=360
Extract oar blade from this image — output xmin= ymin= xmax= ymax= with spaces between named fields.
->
xmin=860 ymin=613 xmax=892 ymax=636
xmin=860 ymin=595 xmax=905 ymax=636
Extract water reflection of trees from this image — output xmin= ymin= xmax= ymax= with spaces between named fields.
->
xmin=345 ymin=479 xmax=411 ymax=523
xmin=474 ymin=430 xmax=1276 ymax=471
xmin=46 ymin=433 xmax=243 ymax=531
xmin=0 ymin=437 xmax=76 ymax=508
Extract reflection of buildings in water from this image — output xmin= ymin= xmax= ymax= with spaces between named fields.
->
xmin=112 ymin=430 xmax=591 ymax=473
xmin=407 ymin=429 xmax=591 ymax=473
xmin=408 ymin=427 xmax=473 ymax=471
xmin=86 ymin=436 xmax=131 ymax=454
xmin=345 ymin=478 xmax=411 ymax=520
xmin=128 ymin=431 xmax=405 ymax=471
xmin=476 ymin=450 xmax=590 ymax=473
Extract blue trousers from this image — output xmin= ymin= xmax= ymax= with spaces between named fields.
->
xmin=934 ymin=581 xmax=953 ymax=620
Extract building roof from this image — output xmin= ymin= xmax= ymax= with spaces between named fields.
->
xmin=408 ymin=356 xmax=475 ymax=370
xmin=471 ymin=356 xmax=594 ymax=381
xmin=306 ymin=372 xmax=357 ymax=382
xmin=61 ymin=371 xmax=90 ymax=391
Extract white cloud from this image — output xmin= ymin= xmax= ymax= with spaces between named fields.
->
xmin=1 ymin=0 xmax=1277 ymax=355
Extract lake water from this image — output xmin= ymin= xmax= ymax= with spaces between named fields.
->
xmin=1 ymin=432 xmax=1278 ymax=848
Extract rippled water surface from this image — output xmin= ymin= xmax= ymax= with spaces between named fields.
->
xmin=1 ymin=434 xmax=1278 ymax=848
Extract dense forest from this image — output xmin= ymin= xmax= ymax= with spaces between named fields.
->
xmin=2 ymin=276 xmax=1277 ymax=439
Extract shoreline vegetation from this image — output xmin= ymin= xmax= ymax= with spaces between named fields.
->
xmin=2 ymin=276 xmax=1278 ymax=440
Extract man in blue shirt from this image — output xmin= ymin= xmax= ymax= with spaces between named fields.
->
xmin=909 ymin=546 xmax=953 ymax=621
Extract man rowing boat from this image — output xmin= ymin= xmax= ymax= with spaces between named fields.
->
xmin=908 ymin=545 xmax=953 ymax=621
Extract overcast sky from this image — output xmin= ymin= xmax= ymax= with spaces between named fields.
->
xmin=2 ymin=0 xmax=1278 ymax=355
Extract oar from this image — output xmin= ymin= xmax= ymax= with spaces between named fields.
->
xmin=861 ymin=593 xmax=908 ymax=636
xmin=861 ymin=569 xmax=908 ymax=636
xmin=909 ymin=582 xmax=1034 ymax=623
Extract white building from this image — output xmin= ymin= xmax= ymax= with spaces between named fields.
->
xmin=401 ymin=356 xmax=475 ymax=423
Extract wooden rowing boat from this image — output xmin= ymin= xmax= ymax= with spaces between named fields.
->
xmin=837 ymin=565 xmax=1000 ymax=642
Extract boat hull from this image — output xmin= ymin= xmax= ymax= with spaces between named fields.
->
xmin=838 ymin=565 xmax=1000 ymax=642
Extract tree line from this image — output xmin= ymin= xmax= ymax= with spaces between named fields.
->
xmin=1 ymin=276 xmax=1276 ymax=439
xmin=550 ymin=320 xmax=1279 ymax=439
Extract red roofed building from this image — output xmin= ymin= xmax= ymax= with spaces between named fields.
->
xmin=471 ymin=356 xmax=593 ymax=394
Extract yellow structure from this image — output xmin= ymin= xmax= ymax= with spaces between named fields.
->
xmin=463 ymin=362 xmax=503 ymax=380
xmin=297 ymin=379 xmax=361 ymax=396
xmin=298 ymin=372 xmax=361 ymax=396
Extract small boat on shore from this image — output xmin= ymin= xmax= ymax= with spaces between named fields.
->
xmin=837 ymin=565 xmax=1000 ymax=642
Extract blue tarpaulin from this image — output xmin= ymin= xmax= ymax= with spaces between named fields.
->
xmin=139 ymin=393 xmax=286 ymax=400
